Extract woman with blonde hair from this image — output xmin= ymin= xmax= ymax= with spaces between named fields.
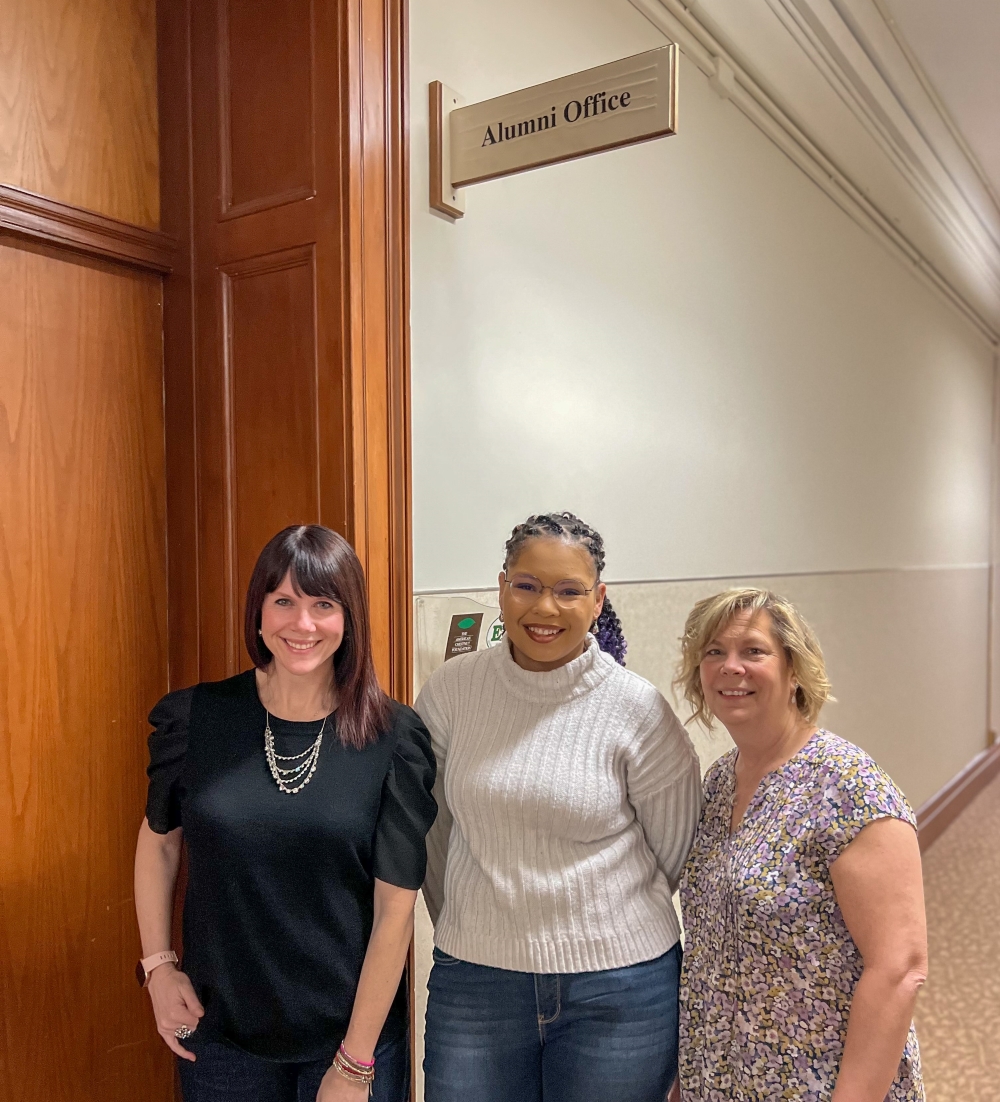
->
xmin=675 ymin=588 xmax=926 ymax=1102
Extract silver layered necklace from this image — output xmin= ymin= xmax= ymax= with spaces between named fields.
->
xmin=264 ymin=711 xmax=326 ymax=794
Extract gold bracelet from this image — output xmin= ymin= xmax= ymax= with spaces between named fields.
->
xmin=333 ymin=1049 xmax=375 ymax=1086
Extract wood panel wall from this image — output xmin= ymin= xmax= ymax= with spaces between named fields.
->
xmin=0 ymin=0 xmax=160 ymax=226
xmin=183 ymin=0 xmax=349 ymax=681
xmin=0 ymin=1 xmax=411 ymax=1097
xmin=0 ymin=1 xmax=172 ymax=1099
xmin=0 ymin=245 xmax=172 ymax=1098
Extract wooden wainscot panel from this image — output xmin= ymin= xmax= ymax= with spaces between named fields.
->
xmin=0 ymin=0 xmax=160 ymax=227
xmin=170 ymin=0 xmax=411 ymax=698
xmin=218 ymin=0 xmax=317 ymax=218
xmin=0 ymin=239 xmax=172 ymax=1102
xmin=222 ymin=245 xmax=322 ymax=651
xmin=448 ymin=45 xmax=677 ymax=189
xmin=187 ymin=0 xmax=349 ymax=683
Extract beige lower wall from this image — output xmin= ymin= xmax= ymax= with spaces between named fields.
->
xmin=415 ymin=566 xmax=989 ymax=802
xmin=606 ymin=567 xmax=990 ymax=808
xmin=410 ymin=565 xmax=990 ymax=1096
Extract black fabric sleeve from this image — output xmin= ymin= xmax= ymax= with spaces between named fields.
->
xmin=372 ymin=705 xmax=438 ymax=889
xmin=145 ymin=686 xmax=195 ymax=834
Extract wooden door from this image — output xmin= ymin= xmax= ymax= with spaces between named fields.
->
xmin=160 ymin=0 xmax=411 ymax=695
xmin=0 ymin=2 xmax=175 ymax=1098
xmin=187 ymin=0 xmax=350 ymax=681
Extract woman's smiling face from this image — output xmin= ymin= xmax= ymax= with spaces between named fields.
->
xmin=259 ymin=570 xmax=345 ymax=677
xmin=698 ymin=610 xmax=798 ymax=734
xmin=498 ymin=538 xmax=605 ymax=672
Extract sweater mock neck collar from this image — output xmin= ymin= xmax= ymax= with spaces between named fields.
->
xmin=494 ymin=635 xmax=616 ymax=703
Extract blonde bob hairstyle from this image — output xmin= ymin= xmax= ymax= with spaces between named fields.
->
xmin=675 ymin=588 xmax=833 ymax=729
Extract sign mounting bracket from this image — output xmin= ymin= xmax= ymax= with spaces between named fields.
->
xmin=430 ymin=81 xmax=466 ymax=219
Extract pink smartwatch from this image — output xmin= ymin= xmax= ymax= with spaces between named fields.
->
xmin=135 ymin=950 xmax=179 ymax=987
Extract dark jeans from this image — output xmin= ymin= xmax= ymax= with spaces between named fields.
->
xmin=423 ymin=943 xmax=681 ymax=1102
xmin=177 ymin=1031 xmax=409 ymax=1102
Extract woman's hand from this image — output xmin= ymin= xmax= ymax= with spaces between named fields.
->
xmin=316 ymin=1064 xmax=370 ymax=1102
xmin=135 ymin=821 xmax=197 ymax=1057
xmin=146 ymin=964 xmax=204 ymax=1060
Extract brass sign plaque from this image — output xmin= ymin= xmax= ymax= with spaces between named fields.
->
xmin=431 ymin=45 xmax=677 ymax=212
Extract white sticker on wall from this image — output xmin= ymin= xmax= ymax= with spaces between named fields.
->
xmin=483 ymin=615 xmax=505 ymax=648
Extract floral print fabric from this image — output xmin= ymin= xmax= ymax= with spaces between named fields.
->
xmin=679 ymin=730 xmax=924 ymax=1101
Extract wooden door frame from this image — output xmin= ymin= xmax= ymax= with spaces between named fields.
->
xmin=342 ymin=6 xmax=417 ymax=1093
xmin=343 ymin=0 xmax=413 ymax=707
xmin=342 ymin=7 xmax=418 ymax=1094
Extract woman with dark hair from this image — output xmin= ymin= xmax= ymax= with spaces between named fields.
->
xmin=133 ymin=525 xmax=437 ymax=1102
xmin=417 ymin=512 xmax=702 ymax=1102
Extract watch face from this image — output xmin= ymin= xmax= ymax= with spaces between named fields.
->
xmin=135 ymin=960 xmax=147 ymax=987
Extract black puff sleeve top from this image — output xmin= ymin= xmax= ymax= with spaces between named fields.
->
xmin=145 ymin=670 xmax=437 ymax=1062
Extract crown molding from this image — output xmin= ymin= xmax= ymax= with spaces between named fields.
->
xmin=856 ymin=0 xmax=1000 ymax=220
xmin=630 ymin=0 xmax=1000 ymax=345
xmin=766 ymin=0 xmax=999 ymax=269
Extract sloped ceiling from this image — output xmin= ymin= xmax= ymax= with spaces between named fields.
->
xmin=881 ymin=0 xmax=1000 ymax=201
xmin=631 ymin=0 xmax=1000 ymax=340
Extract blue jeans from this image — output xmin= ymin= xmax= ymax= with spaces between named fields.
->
xmin=177 ymin=1031 xmax=409 ymax=1102
xmin=423 ymin=943 xmax=681 ymax=1102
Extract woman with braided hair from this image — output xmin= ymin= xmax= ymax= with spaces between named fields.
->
xmin=416 ymin=512 xmax=702 ymax=1102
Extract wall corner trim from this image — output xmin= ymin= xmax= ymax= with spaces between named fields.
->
xmin=0 ymin=184 xmax=177 ymax=274
xmin=917 ymin=742 xmax=1000 ymax=852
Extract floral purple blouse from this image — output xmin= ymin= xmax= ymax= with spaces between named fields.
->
xmin=678 ymin=730 xmax=924 ymax=1101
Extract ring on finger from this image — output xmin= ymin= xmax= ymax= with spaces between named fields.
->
xmin=174 ymin=1025 xmax=193 ymax=1041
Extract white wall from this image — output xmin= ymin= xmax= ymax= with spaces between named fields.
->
xmin=409 ymin=0 xmax=997 ymax=1090
xmin=411 ymin=0 xmax=994 ymax=595
xmin=410 ymin=0 xmax=995 ymax=772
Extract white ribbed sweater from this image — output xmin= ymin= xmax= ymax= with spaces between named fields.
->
xmin=416 ymin=638 xmax=703 ymax=974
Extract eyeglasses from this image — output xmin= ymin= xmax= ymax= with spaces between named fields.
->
xmin=502 ymin=574 xmax=598 ymax=608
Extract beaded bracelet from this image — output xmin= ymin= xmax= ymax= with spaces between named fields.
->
xmin=333 ymin=1044 xmax=375 ymax=1091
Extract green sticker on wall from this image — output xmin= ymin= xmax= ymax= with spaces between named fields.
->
xmin=445 ymin=612 xmax=484 ymax=660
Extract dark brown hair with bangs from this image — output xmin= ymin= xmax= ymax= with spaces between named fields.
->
xmin=244 ymin=525 xmax=393 ymax=749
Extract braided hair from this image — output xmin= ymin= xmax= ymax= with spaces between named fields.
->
xmin=503 ymin=512 xmax=627 ymax=665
